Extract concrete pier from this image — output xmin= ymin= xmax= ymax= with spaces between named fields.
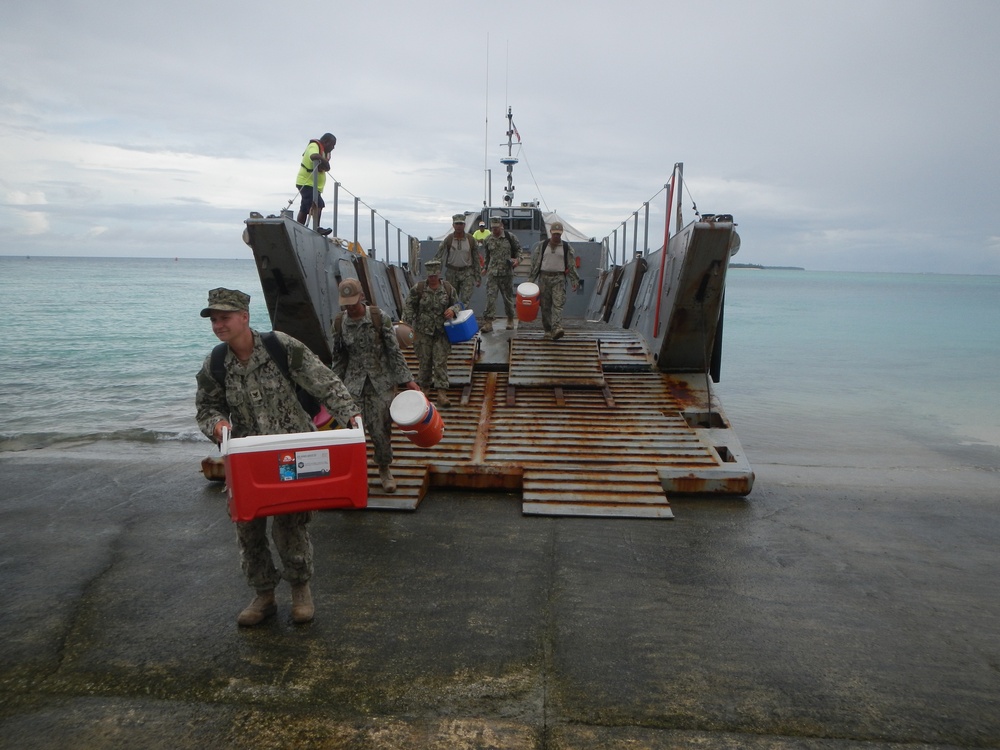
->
xmin=1 ymin=441 xmax=998 ymax=749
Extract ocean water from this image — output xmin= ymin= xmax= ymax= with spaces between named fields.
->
xmin=1 ymin=256 xmax=998 ymax=472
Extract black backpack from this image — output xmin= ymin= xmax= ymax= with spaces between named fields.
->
xmin=210 ymin=331 xmax=322 ymax=418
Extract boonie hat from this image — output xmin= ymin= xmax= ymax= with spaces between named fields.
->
xmin=424 ymin=259 xmax=442 ymax=273
xmin=549 ymin=221 xmax=564 ymax=234
xmin=452 ymin=213 xmax=467 ymax=224
xmin=201 ymin=287 xmax=250 ymax=317
xmin=338 ymin=278 xmax=362 ymax=305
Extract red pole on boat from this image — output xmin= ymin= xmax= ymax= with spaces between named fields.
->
xmin=653 ymin=167 xmax=676 ymax=338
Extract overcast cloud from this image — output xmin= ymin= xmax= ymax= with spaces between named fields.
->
xmin=2 ymin=0 xmax=998 ymax=274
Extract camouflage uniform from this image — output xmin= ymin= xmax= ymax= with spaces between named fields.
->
xmin=196 ymin=329 xmax=358 ymax=592
xmin=331 ymin=306 xmax=413 ymax=467
xmin=481 ymin=229 xmax=523 ymax=322
xmin=528 ymin=238 xmax=581 ymax=335
xmin=401 ymin=280 xmax=461 ymax=390
xmin=434 ymin=232 xmax=482 ymax=309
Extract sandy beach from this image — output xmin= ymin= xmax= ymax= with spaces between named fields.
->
xmin=1 ymin=438 xmax=998 ymax=749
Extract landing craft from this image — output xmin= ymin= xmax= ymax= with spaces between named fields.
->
xmin=222 ymin=111 xmax=754 ymax=518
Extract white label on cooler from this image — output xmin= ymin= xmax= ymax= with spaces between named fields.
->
xmin=287 ymin=448 xmax=331 ymax=479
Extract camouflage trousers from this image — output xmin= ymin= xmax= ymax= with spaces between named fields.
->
xmin=413 ymin=333 xmax=452 ymax=390
xmin=445 ymin=266 xmax=480 ymax=309
xmin=356 ymin=379 xmax=394 ymax=467
xmin=483 ymin=273 xmax=515 ymax=320
xmin=236 ymin=511 xmax=313 ymax=591
xmin=538 ymin=272 xmax=567 ymax=332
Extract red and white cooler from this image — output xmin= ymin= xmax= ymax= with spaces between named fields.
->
xmin=221 ymin=420 xmax=368 ymax=522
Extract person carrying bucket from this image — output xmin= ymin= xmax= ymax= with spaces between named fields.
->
xmin=527 ymin=221 xmax=580 ymax=340
xmin=401 ymin=259 xmax=462 ymax=407
xmin=330 ymin=279 xmax=420 ymax=494
xmin=480 ymin=217 xmax=523 ymax=332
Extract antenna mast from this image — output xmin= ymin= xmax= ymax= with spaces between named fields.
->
xmin=482 ymin=34 xmax=490 ymax=208
xmin=501 ymin=106 xmax=519 ymax=207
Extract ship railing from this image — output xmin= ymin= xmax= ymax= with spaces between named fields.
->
xmin=598 ymin=163 xmax=685 ymax=269
xmin=290 ymin=170 xmax=418 ymax=267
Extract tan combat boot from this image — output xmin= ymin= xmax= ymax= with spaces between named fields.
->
xmin=506 ymin=316 xmax=515 ymax=328
xmin=237 ymin=589 xmax=276 ymax=627
xmin=437 ymin=389 xmax=452 ymax=408
xmin=480 ymin=319 xmax=493 ymax=333
xmin=379 ymin=465 xmax=397 ymax=493
xmin=291 ymin=582 xmax=314 ymax=623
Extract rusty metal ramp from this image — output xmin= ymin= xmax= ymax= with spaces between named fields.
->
xmin=508 ymin=334 xmax=605 ymax=388
xmin=367 ymin=329 xmax=752 ymax=518
xmin=365 ymin=463 xmax=430 ymax=511
xmin=522 ymin=465 xmax=672 ymax=518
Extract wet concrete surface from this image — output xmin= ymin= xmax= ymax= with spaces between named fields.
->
xmin=1 ymin=444 xmax=998 ymax=749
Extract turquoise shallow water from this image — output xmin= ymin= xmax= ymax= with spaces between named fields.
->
xmin=716 ymin=269 xmax=1000 ymax=468
xmin=1 ymin=257 xmax=998 ymax=471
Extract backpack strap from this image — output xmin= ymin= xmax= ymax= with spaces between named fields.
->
xmin=260 ymin=331 xmax=295 ymax=377
xmin=504 ymin=230 xmax=518 ymax=258
xmin=371 ymin=306 xmax=383 ymax=344
xmin=210 ymin=342 xmax=227 ymax=386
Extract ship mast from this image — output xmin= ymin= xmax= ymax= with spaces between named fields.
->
xmin=500 ymin=106 xmax=519 ymax=207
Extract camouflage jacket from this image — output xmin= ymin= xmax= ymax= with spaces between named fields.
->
xmin=330 ymin=306 xmax=413 ymax=397
xmin=434 ymin=232 xmax=482 ymax=270
xmin=401 ymin=281 xmax=462 ymax=337
xmin=482 ymin=231 xmax=523 ymax=276
xmin=528 ymin=239 xmax=581 ymax=286
xmin=195 ymin=329 xmax=358 ymax=440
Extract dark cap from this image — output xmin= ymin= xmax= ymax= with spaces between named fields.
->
xmin=200 ymin=287 xmax=250 ymax=317
xmin=338 ymin=278 xmax=362 ymax=305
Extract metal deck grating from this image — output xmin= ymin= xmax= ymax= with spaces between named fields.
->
xmin=508 ymin=338 xmax=605 ymax=387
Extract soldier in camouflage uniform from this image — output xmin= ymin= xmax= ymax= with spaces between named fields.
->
xmin=434 ymin=213 xmax=482 ymax=309
xmin=195 ymin=288 xmax=360 ymax=627
xmin=330 ymin=278 xmax=419 ymax=494
xmin=480 ymin=217 xmax=523 ymax=332
xmin=401 ymin=259 xmax=461 ymax=407
xmin=528 ymin=222 xmax=580 ymax=340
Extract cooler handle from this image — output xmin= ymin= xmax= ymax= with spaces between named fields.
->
xmin=220 ymin=425 xmax=230 ymax=456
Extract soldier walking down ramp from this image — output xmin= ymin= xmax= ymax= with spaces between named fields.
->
xmin=528 ymin=222 xmax=580 ymax=340
xmin=480 ymin=217 xmax=523 ymax=332
xmin=434 ymin=213 xmax=482 ymax=309
xmin=195 ymin=288 xmax=360 ymax=627
xmin=330 ymin=279 xmax=419 ymax=494
xmin=401 ymin=259 xmax=461 ymax=408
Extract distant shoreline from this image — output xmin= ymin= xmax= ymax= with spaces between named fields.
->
xmin=730 ymin=263 xmax=805 ymax=271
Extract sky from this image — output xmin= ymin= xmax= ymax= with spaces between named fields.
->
xmin=2 ymin=0 xmax=999 ymax=275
